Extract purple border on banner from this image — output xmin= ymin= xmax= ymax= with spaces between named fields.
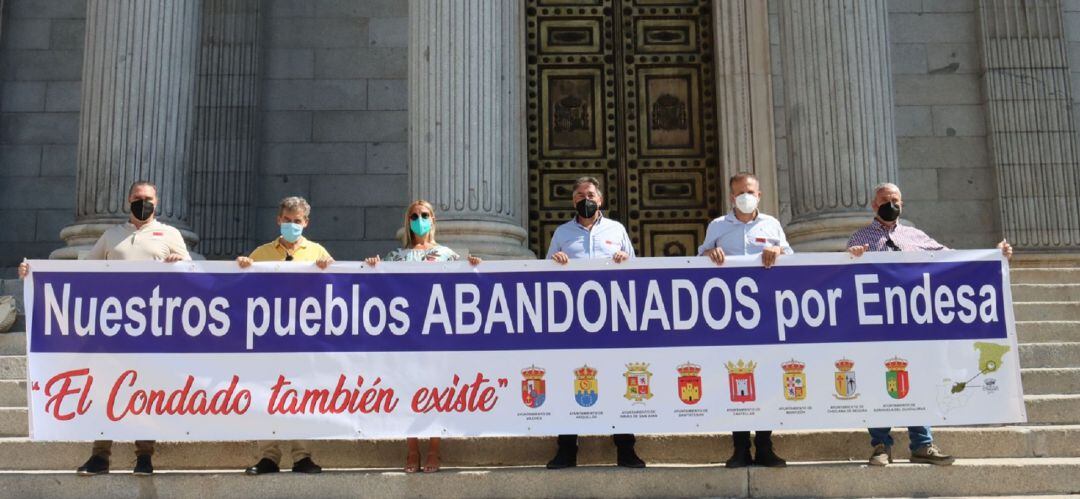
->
xmin=29 ymin=260 xmax=1007 ymax=354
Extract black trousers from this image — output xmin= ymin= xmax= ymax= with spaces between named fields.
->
xmin=732 ymin=431 xmax=772 ymax=448
xmin=557 ymin=433 xmax=635 ymax=449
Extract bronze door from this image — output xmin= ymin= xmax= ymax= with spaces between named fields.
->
xmin=526 ymin=0 xmax=722 ymax=257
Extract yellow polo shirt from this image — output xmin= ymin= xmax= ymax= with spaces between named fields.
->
xmin=248 ymin=238 xmax=332 ymax=262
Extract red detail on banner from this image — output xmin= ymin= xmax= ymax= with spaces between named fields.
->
xmin=268 ymin=374 xmax=398 ymax=415
xmin=106 ymin=370 xmax=251 ymax=421
xmin=411 ymin=373 xmax=500 ymax=414
xmin=44 ymin=368 xmax=94 ymax=421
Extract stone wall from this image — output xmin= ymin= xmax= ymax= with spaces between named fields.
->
xmin=770 ymin=0 xmax=1002 ymax=249
xmin=256 ymin=0 xmax=408 ymax=260
xmin=0 ymin=0 xmax=83 ymax=271
xmin=0 ymin=0 xmax=410 ymax=271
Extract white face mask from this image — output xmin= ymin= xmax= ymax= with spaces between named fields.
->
xmin=734 ymin=192 xmax=759 ymax=214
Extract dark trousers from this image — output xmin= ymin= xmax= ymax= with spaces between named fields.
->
xmin=732 ymin=431 xmax=772 ymax=449
xmin=557 ymin=433 xmax=635 ymax=450
xmin=91 ymin=440 xmax=155 ymax=460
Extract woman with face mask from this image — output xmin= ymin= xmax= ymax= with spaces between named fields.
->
xmin=365 ymin=200 xmax=481 ymax=473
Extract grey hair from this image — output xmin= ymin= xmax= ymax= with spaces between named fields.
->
xmin=873 ymin=182 xmax=901 ymax=196
xmin=573 ymin=176 xmax=602 ymax=192
xmin=278 ymin=196 xmax=312 ymax=218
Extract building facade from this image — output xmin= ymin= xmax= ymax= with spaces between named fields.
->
xmin=2 ymin=0 xmax=1079 ymax=271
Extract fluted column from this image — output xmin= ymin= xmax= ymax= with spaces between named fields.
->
xmin=978 ymin=0 xmax=1080 ymax=252
xmin=408 ymin=0 xmax=535 ymax=259
xmin=777 ymin=0 xmax=899 ymax=251
xmin=52 ymin=0 xmax=202 ymax=259
xmin=189 ymin=0 xmax=261 ymax=259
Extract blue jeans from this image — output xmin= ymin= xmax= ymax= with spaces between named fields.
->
xmin=868 ymin=426 xmax=933 ymax=451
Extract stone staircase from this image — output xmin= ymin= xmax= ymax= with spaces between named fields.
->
xmin=0 ymin=268 xmax=1077 ymax=498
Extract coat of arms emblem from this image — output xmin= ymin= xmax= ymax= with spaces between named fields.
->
xmin=834 ymin=358 xmax=859 ymax=400
xmin=726 ymin=360 xmax=757 ymax=403
xmin=885 ymin=357 xmax=910 ymax=399
xmin=781 ymin=359 xmax=807 ymax=401
xmin=521 ymin=365 xmax=546 ymax=408
xmin=623 ymin=362 xmax=653 ymax=403
xmin=574 ymin=365 xmax=599 ymax=407
xmin=677 ymin=362 xmax=702 ymax=405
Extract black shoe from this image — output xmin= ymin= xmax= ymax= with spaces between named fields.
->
xmin=291 ymin=457 xmax=322 ymax=474
xmin=753 ymin=447 xmax=787 ymax=468
xmin=244 ymin=458 xmax=280 ymax=475
xmin=133 ymin=455 xmax=153 ymax=475
xmin=546 ymin=447 xmax=578 ymax=469
xmin=76 ymin=455 xmax=110 ymax=476
xmin=616 ymin=446 xmax=646 ymax=468
xmin=725 ymin=447 xmax=752 ymax=468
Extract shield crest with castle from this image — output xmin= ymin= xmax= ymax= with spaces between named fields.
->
xmin=521 ymin=365 xmax=546 ymax=408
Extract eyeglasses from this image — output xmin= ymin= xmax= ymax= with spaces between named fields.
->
xmin=409 ymin=213 xmax=431 ymax=220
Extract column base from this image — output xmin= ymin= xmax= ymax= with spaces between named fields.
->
xmin=785 ymin=214 xmax=873 ymax=252
xmin=50 ymin=221 xmax=202 ymax=260
xmin=1010 ymin=251 xmax=1080 ymax=268
xmin=423 ymin=220 xmax=536 ymax=260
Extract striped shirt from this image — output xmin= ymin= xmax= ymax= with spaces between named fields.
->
xmin=847 ymin=220 xmax=948 ymax=252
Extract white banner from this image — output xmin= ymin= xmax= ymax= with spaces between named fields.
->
xmin=23 ymin=251 xmax=1025 ymax=440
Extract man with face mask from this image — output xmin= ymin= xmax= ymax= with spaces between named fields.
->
xmin=19 ymin=180 xmax=190 ymax=476
xmin=848 ymin=182 xmax=1013 ymax=467
xmin=545 ymin=176 xmax=644 ymax=469
xmin=237 ymin=196 xmax=331 ymax=475
xmin=696 ymin=172 xmax=790 ymax=468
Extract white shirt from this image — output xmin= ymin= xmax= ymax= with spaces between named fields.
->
xmin=545 ymin=214 xmax=635 ymax=260
xmin=696 ymin=211 xmax=793 ymax=257
xmin=85 ymin=220 xmax=191 ymax=261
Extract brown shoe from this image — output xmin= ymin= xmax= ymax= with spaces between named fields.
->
xmin=910 ymin=445 xmax=955 ymax=465
xmin=868 ymin=443 xmax=892 ymax=466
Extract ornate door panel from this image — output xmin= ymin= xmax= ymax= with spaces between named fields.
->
xmin=526 ymin=0 xmax=722 ymax=257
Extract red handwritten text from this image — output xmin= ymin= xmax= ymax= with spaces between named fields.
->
xmin=411 ymin=373 xmax=501 ymax=413
xmin=44 ymin=368 xmax=94 ymax=421
xmin=107 ymin=370 xmax=251 ymax=421
xmin=268 ymin=375 xmax=398 ymax=415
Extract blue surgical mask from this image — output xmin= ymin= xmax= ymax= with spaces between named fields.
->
xmin=280 ymin=222 xmax=304 ymax=243
xmin=410 ymin=217 xmax=432 ymax=237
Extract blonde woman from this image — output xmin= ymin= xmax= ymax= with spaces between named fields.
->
xmin=365 ymin=200 xmax=480 ymax=473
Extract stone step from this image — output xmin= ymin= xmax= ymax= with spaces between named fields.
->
xmin=0 ymin=457 xmax=1077 ymax=498
xmin=0 ymin=380 xmax=25 ymax=406
xmin=1014 ymin=302 xmax=1080 ymax=322
xmin=1017 ymin=321 xmax=1080 ymax=343
xmin=1012 ymin=283 xmax=1080 ymax=302
xmin=0 ymin=426 xmax=1076 ymax=471
xmin=1020 ymin=342 xmax=1080 ymax=368
xmin=0 ymin=356 xmax=24 ymax=380
xmin=1011 ymin=268 xmax=1080 ymax=285
xmin=1022 ymin=368 xmax=1080 ymax=395
xmin=0 ymin=332 xmax=22 ymax=356
xmin=1026 ymin=394 xmax=1080 ymax=424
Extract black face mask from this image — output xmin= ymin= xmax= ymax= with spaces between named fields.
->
xmin=130 ymin=199 xmax=155 ymax=221
xmin=877 ymin=201 xmax=901 ymax=222
xmin=575 ymin=198 xmax=599 ymax=219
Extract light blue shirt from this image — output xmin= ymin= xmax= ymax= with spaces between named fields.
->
xmin=546 ymin=214 xmax=636 ymax=260
xmin=696 ymin=211 xmax=793 ymax=257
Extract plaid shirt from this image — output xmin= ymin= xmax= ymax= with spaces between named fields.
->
xmin=846 ymin=220 xmax=948 ymax=252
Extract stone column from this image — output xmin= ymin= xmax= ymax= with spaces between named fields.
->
xmin=978 ymin=0 xmax=1080 ymax=253
xmin=777 ymin=0 xmax=899 ymax=251
xmin=52 ymin=0 xmax=202 ymax=259
xmin=713 ymin=0 xmax=779 ymax=214
xmin=408 ymin=0 xmax=535 ymax=259
xmin=189 ymin=0 xmax=260 ymax=259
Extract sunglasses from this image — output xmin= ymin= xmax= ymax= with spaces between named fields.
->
xmin=409 ymin=213 xmax=432 ymax=220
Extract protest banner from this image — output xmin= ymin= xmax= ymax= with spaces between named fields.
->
xmin=23 ymin=250 xmax=1024 ymax=440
